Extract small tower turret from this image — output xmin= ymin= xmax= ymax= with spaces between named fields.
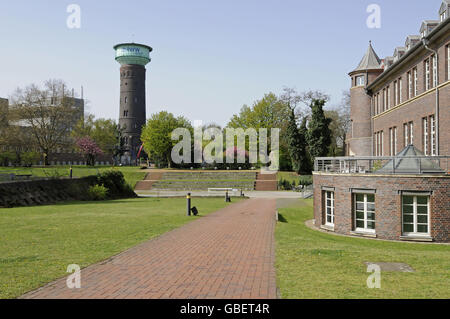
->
xmin=346 ymin=41 xmax=383 ymax=156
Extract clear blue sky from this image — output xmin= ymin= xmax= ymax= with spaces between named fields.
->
xmin=0 ymin=0 xmax=442 ymax=126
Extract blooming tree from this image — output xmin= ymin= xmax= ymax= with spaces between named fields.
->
xmin=76 ymin=137 xmax=103 ymax=166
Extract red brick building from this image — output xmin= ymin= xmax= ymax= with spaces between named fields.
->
xmin=314 ymin=1 xmax=450 ymax=243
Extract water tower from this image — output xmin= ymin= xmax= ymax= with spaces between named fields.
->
xmin=113 ymin=42 xmax=152 ymax=164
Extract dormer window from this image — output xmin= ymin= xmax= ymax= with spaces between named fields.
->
xmin=355 ymin=75 xmax=365 ymax=86
xmin=441 ymin=12 xmax=447 ymax=21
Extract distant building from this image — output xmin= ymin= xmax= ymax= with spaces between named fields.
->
xmin=313 ymin=1 xmax=450 ymax=243
xmin=0 ymin=95 xmax=112 ymax=166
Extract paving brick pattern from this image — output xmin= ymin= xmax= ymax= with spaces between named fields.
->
xmin=22 ymin=199 xmax=277 ymax=299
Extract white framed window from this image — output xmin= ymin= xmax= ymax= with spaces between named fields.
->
xmin=394 ymin=81 xmax=398 ymax=106
xmin=408 ymin=72 xmax=412 ymax=99
xmin=447 ymin=45 xmax=450 ymax=81
xmin=356 ymin=75 xmax=365 ymax=86
xmin=432 ymin=55 xmax=438 ymax=87
xmin=430 ymin=115 xmax=436 ymax=156
xmin=374 ymin=133 xmax=377 ymax=156
xmin=376 ymin=94 xmax=379 ymax=114
xmin=394 ymin=127 xmax=398 ymax=155
xmin=375 ymin=131 xmax=383 ymax=156
xmin=413 ymin=68 xmax=418 ymax=96
xmin=404 ymin=123 xmax=409 ymax=147
xmin=383 ymin=89 xmax=386 ymax=112
xmin=325 ymin=191 xmax=334 ymax=226
xmin=402 ymin=195 xmax=430 ymax=236
xmin=387 ymin=86 xmax=390 ymax=109
xmin=423 ymin=117 xmax=428 ymax=155
xmin=354 ymin=193 xmax=375 ymax=233
xmin=425 ymin=59 xmax=430 ymax=91
xmin=389 ymin=128 xmax=393 ymax=156
xmin=409 ymin=122 xmax=414 ymax=145
xmin=399 ymin=78 xmax=403 ymax=103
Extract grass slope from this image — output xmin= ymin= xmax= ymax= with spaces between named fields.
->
xmin=0 ymin=197 xmax=238 ymax=298
xmin=0 ymin=166 xmax=146 ymax=188
xmin=275 ymin=199 xmax=450 ymax=299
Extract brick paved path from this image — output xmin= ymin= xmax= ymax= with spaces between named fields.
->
xmin=22 ymin=199 xmax=277 ymax=299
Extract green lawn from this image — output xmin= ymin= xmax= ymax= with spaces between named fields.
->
xmin=0 ymin=197 xmax=238 ymax=299
xmin=0 ymin=166 xmax=146 ymax=188
xmin=275 ymin=199 xmax=450 ymax=299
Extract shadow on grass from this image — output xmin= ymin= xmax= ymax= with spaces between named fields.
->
xmin=278 ymin=213 xmax=288 ymax=223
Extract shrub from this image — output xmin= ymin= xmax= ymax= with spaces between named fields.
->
xmin=0 ymin=151 xmax=16 ymax=167
xmin=278 ymin=178 xmax=293 ymax=190
xmin=21 ymin=151 xmax=40 ymax=167
xmin=97 ymin=170 xmax=136 ymax=199
xmin=298 ymin=175 xmax=313 ymax=187
xmin=88 ymin=184 xmax=108 ymax=201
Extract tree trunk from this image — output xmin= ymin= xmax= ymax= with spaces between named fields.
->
xmin=166 ymin=153 xmax=171 ymax=168
xmin=43 ymin=151 xmax=49 ymax=166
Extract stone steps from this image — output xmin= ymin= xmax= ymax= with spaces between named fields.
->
xmin=152 ymin=180 xmax=255 ymax=191
xmin=255 ymin=172 xmax=278 ymax=191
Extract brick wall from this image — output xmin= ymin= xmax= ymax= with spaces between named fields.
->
xmin=313 ymin=172 xmax=450 ymax=242
xmin=373 ymin=83 xmax=450 ymax=156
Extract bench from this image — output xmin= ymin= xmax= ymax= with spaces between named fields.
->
xmin=208 ymin=188 xmax=240 ymax=195
xmin=16 ymin=174 xmax=32 ymax=179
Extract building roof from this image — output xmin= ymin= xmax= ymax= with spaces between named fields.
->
xmin=376 ymin=145 xmax=445 ymax=175
xmin=352 ymin=41 xmax=382 ymax=72
xmin=440 ymin=0 xmax=450 ymax=14
xmin=368 ymin=17 xmax=450 ymax=90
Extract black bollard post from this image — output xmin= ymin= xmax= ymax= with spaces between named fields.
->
xmin=225 ymin=191 xmax=231 ymax=202
xmin=186 ymin=193 xmax=191 ymax=216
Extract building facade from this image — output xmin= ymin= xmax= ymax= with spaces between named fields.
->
xmin=314 ymin=1 xmax=450 ymax=243
xmin=347 ymin=1 xmax=450 ymax=158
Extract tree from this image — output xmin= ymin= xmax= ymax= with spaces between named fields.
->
xmin=140 ymin=111 xmax=192 ymax=168
xmin=228 ymin=92 xmax=291 ymax=170
xmin=285 ymin=107 xmax=303 ymax=172
xmin=295 ymin=90 xmax=330 ymax=120
xmin=307 ymin=99 xmax=332 ymax=161
xmin=9 ymin=79 xmax=79 ymax=165
xmin=1 ymin=98 xmax=39 ymax=166
xmin=228 ymin=93 xmax=289 ymax=131
xmin=298 ymin=117 xmax=312 ymax=173
xmin=76 ymin=137 xmax=103 ymax=166
xmin=72 ymin=115 xmax=119 ymax=155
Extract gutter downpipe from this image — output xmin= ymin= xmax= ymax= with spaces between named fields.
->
xmin=423 ymin=38 xmax=439 ymax=156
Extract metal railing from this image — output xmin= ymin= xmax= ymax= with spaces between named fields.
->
xmin=314 ymin=156 xmax=450 ymax=175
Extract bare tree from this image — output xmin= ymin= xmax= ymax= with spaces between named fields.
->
xmin=9 ymin=79 xmax=79 ymax=165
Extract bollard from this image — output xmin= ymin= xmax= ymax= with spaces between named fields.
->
xmin=69 ymin=166 xmax=73 ymax=179
xmin=225 ymin=191 xmax=231 ymax=202
xmin=186 ymin=193 xmax=191 ymax=216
